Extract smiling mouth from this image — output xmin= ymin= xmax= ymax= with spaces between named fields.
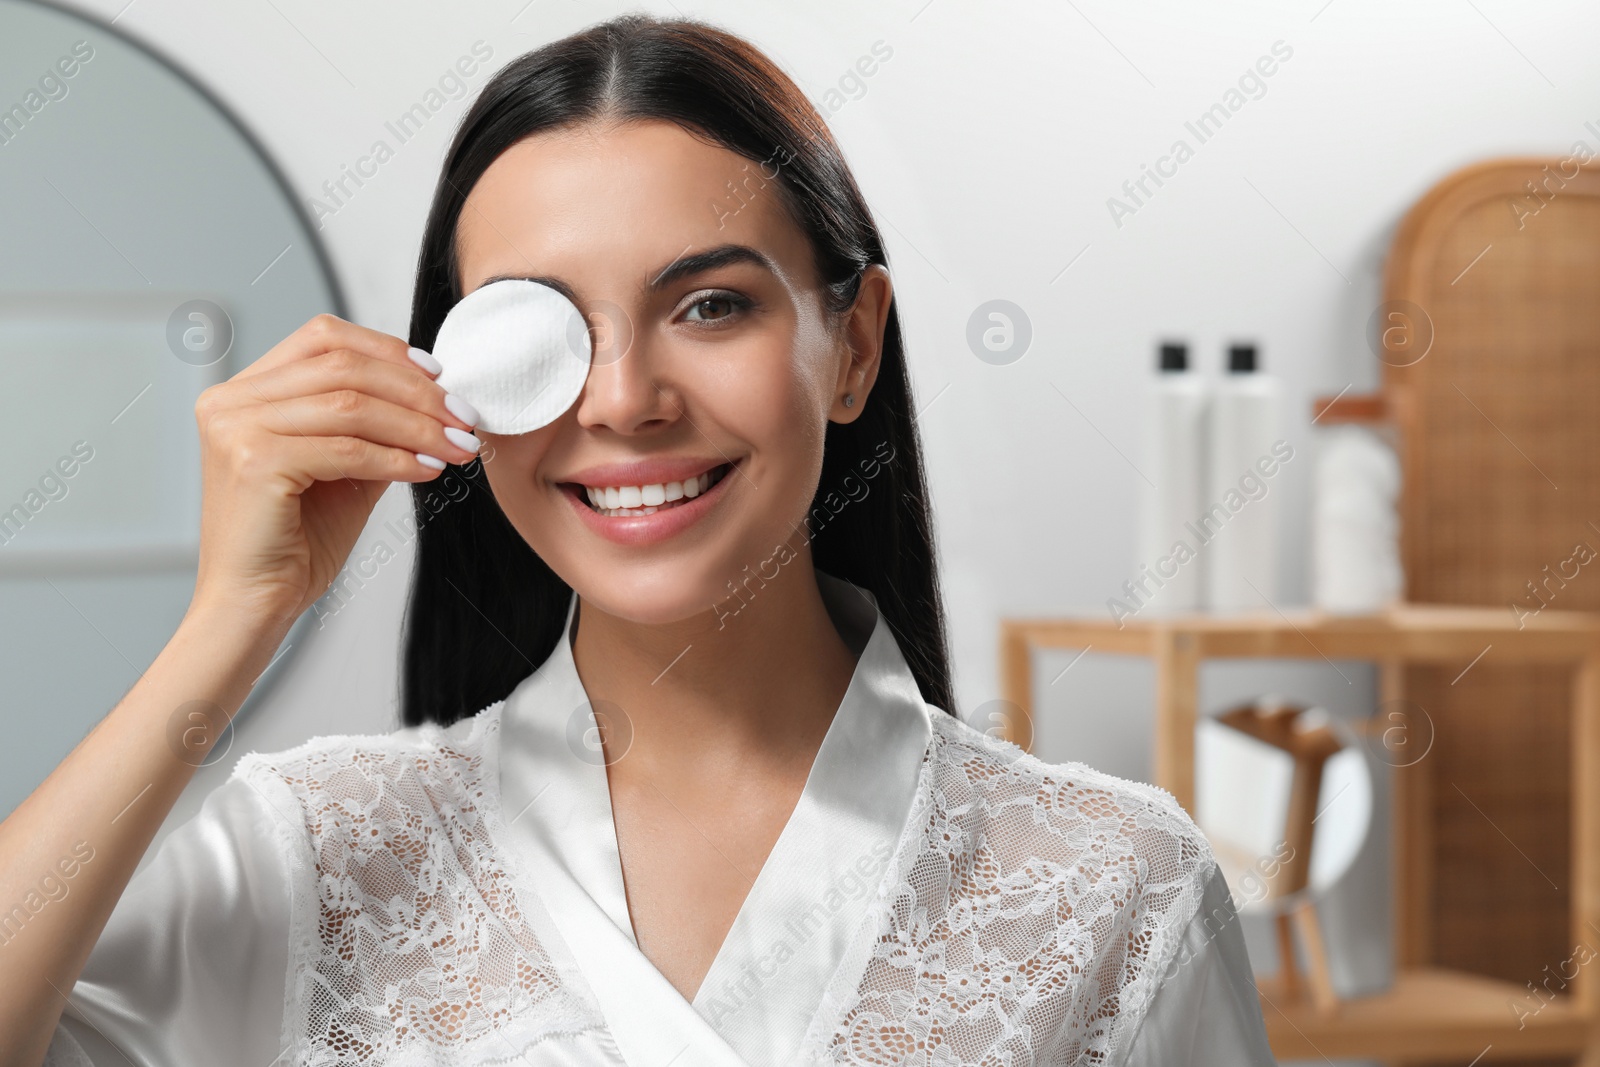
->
xmin=567 ymin=462 xmax=733 ymax=517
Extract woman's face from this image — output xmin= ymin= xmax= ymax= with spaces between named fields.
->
xmin=454 ymin=119 xmax=887 ymax=626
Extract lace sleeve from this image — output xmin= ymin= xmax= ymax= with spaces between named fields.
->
xmin=1115 ymin=862 xmax=1276 ymax=1067
xmin=240 ymin=718 xmax=608 ymax=1065
xmin=49 ymin=772 xmax=299 ymax=1067
xmin=802 ymin=714 xmax=1227 ymax=1065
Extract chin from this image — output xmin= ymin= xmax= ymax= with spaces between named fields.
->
xmin=567 ymin=562 xmax=742 ymax=628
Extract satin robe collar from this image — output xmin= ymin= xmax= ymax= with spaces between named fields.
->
xmin=495 ymin=569 xmax=934 ymax=1067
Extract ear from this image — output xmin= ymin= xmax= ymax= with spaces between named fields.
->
xmin=828 ymin=264 xmax=892 ymax=425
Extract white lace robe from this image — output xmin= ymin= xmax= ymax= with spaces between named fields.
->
xmin=46 ymin=573 xmax=1273 ymax=1066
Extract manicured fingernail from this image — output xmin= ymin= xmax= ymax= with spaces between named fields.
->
xmin=444 ymin=392 xmax=480 ymax=427
xmin=416 ymin=453 xmax=446 ymax=470
xmin=443 ymin=426 xmax=481 ymax=453
xmin=408 ymin=346 xmax=442 ymax=375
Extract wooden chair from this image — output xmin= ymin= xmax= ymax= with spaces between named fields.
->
xmin=1213 ymin=697 xmax=1344 ymax=1015
xmin=1377 ymin=157 xmax=1600 ymax=1064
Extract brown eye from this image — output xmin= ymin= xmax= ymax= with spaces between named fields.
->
xmin=685 ymin=296 xmax=735 ymax=321
xmin=681 ymin=291 xmax=751 ymax=324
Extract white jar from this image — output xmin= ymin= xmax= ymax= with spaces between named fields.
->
xmin=1312 ymin=423 xmax=1402 ymax=613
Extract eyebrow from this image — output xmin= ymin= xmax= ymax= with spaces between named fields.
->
xmin=476 ymin=272 xmax=581 ymax=305
xmin=648 ymin=244 xmax=776 ymax=291
xmin=477 ymin=243 xmax=777 ymax=303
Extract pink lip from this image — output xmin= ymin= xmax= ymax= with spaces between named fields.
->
xmin=560 ymin=460 xmax=737 ymax=546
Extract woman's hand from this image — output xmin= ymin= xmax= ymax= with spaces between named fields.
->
xmin=191 ymin=313 xmax=481 ymax=626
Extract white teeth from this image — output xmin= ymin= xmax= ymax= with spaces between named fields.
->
xmin=581 ymin=467 xmax=725 ymax=516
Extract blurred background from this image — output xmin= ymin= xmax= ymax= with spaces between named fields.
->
xmin=5 ymin=1 xmax=1599 ymax=1063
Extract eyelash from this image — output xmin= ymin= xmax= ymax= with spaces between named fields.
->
xmin=679 ymin=289 xmax=753 ymax=326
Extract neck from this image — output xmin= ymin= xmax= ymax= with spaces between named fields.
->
xmin=569 ymin=549 xmax=859 ymax=779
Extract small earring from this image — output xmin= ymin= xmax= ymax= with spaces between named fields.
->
xmin=842 ymin=393 xmax=855 ymax=408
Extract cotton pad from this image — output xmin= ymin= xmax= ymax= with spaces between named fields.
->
xmin=431 ymin=279 xmax=592 ymax=435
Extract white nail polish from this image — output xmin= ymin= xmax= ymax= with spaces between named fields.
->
xmin=408 ymin=346 xmax=442 ymax=375
xmin=443 ymin=426 xmax=481 ymax=453
xmin=444 ymin=392 xmax=480 ymax=427
xmin=416 ymin=453 xmax=446 ymax=470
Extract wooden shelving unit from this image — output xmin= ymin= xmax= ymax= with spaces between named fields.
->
xmin=998 ymin=604 xmax=1600 ymax=1064
xmin=1258 ymin=968 xmax=1590 ymax=1061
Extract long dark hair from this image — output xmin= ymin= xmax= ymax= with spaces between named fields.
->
xmin=399 ymin=14 xmax=953 ymax=726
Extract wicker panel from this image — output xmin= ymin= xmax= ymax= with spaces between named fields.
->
xmin=1404 ymin=664 xmax=1572 ymax=978
xmin=1384 ymin=159 xmax=1600 ymax=1016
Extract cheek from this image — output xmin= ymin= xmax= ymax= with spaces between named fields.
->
xmin=480 ymin=431 xmax=559 ymax=524
xmin=709 ymin=356 xmax=810 ymax=435
xmin=694 ymin=329 xmax=831 ymax=476
xmin=723 ymin=295 xmax=837 ymax=428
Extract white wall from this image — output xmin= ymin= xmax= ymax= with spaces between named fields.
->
xmin=58 ymin=0 xmax=1597 ymax=904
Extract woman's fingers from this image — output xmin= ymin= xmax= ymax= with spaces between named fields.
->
xmin=233 ymin=312 xmax=438 ymax=383
xmin=249 ymin=389 xmax=482 ymax=468
xmin=235 ymin=347 xmax=479 ymax=432
xmin=269 ymin=432 xmax=457 ymax=486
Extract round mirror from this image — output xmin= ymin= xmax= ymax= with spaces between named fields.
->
xmin=0 ymin=0 xmax=343 ymax=816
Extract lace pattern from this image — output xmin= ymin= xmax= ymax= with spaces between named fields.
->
xmin=234 ymin=710 xmax=604 ymax=1067
xmin=232 ymin=703 xmax=1212 ymax=1066
xmin=801 ymin=712 xmax=1214 ymax=1067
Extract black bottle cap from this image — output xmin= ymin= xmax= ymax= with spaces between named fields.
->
xmin=1158 ymin=342 xmax=1188 ymax=372
xmin=1227 ymin=343 xmax=1258 ymax=373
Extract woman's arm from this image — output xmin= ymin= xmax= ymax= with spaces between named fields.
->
xmin=0 ymin=597 xmax=288 ymax=1067
xmin=50 ymin=764 xmax=299 ymax=1067
xmin=0 ymin=314 xmax=482 ymax=1067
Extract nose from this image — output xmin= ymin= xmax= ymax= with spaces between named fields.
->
xmin=572 ymin=302 xmax=678 ymax=436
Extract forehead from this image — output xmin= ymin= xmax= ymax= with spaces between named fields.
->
xmin=454 ymin=119 xmax=812 ymax=295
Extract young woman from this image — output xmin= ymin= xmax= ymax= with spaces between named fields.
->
xmin=1 ymin=15 xmax=1273 ymax=1067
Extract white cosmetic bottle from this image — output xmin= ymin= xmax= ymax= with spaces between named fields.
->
xmin=1312 ymin=419 xmax=1402 ymax=614
xmin=1204 ymin=343 xmax=1281 ymax=611
xmin=1138 ymin=341 xmax=1209 ymax=614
